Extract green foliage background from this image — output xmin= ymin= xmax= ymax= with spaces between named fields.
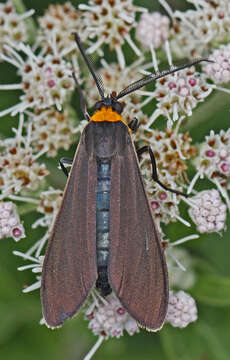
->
xmin=0 ymin=0 xmax=230 ymax=359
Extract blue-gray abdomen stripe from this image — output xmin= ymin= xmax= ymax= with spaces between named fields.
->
xmin=96 ymin=159 xmax=112 ymax=295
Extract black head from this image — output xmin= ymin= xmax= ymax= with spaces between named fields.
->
xmin=94 ymin=95 xmax=124 ymax=114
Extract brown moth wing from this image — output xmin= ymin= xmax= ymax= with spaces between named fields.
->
xmin=108 ymin=129 xmax=169 ymax=331
xmin=41 ymin=130 xmax=97 ymax=328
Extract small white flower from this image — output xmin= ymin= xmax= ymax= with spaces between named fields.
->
xmin=0 ymin=201 xmax=25 ymax=241
xmin=189 ymin=189 xmax=226 ymax=233
xmin=203 ymin=44 xmax=230 ymax=84
xmin=135 ymin=12 xmax=170 ymax=49
xmin=79 ymin=0 xmax=146 ymax=68
xmin=35 ymin=188 xmax=63 ymax=229
xmin=166 ymin=290 xmax=198 ymax=328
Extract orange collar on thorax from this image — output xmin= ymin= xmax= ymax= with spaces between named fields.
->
xmin=90 ymin=106 xmax=123 ymax=123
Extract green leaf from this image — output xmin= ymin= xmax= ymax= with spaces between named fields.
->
xmin=160 ymin=316 xmax=230 ymax=360
xmin=195 ymin=320 xmax=230 ymax=360
xmin=190 ymin=271 xmax=230 ymax=306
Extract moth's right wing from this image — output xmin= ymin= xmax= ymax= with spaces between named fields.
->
xmin=109 ymin=129 xmax=168 ymax=331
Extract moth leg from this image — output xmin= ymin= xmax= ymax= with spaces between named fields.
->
xmin=137 ymin=146 xmax=188 ymax=197
xmin=72 ymin=72 xmax=90 ymax=121
xmin=128 ymin=117 xmax=140 ymax=133
xmin=59 ymin=157 xmax=73 ymax=178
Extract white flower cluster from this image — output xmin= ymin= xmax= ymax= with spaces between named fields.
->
xmin=79 ymin=0 xmax=145 ymax=68
xmin=189 ymin=189 xmax=226 ymax=233
xmin=168 ymin=0 xmax=230 ymax=58
xmin=0 ymin=1 xmax=34 ymax=52
xmin=150 ymin=66 xmax=213 ymax=123
xmin=85 ymin=292 xmax=139 ymax=338
xmin=0 ymin=134 xmax=49 ymax=199
xmin=37 ymin=2 xmax=83 ymax=58
xmin=133 ymin=40 xmax=213 ymax=125
xmin=166 ymin=290 xmax=198 ymax=328
xmin=0 ymin=43 xmax=74 ymax=116
xmin=135 ymin=126 xmax=196 ymax=226
xmin=203 ymin=44 xmax=230 ymax=84
xmin=196 ymin=129 xmax=230 ymax=188
xmin=29 ymin=107 xmax=75 ymax=157
xmin=135 ymin=12 xmax=170 ymax=49
xmin=0 ymin=201 xmax=25 ymax=241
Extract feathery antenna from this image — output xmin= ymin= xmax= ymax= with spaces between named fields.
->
xmin=116 ymin=58 xmax=214 ymax=100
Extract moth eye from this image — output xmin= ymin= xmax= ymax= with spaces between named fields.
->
xmin=112 ymin=102 xmax=123 ymax=114
xmin=94 ymin=101 xmax=103 ymax=111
